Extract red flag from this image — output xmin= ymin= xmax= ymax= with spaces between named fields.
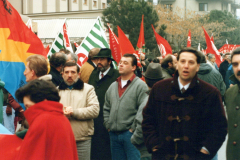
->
xmin=136 ymin=15 xmax=145 ymax=56
xmin=218 ymin=44 xmax=240 ymax=54
xmin=187 ymin=30 xmax=191 ymax=47
xmin=117 ymin=26 xmax=141 ymax=67
xmin=202 ymin=26 xmax=222 ymax=67
xmin=108 ymin=25 xmax=122 ymax=64
xmin=151 ymin=25 xmax=172 ymax=58
xmin=210 ymin=34 xmax=214 ymax=43
xmin=43 ymin=45 xmax=50 ymax=57
xmin=74 ymin=42 xmax=79 ymax=48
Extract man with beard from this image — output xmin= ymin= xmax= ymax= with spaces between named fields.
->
xmin=224 ymin=47 xmax=240 ymax=160
xmin=161 ymin=54 xmax=177 ymax=79
xmin=88 ymin=48 xmax=119 ymax=160
xmin=58 ymin=62 xmax=100 ymax=160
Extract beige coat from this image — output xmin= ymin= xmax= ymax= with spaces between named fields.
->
xmin=80 ymin=61 xmax=95 ymax=83
xmin=59 ymin=81 xmax=99 ymax=141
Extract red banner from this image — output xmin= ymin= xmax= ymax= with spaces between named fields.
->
xmin=108 ymin=25 xmax=122 ymax=64
xmin=151 ymin=24 xmax=172 ymax=58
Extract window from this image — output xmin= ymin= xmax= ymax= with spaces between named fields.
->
xmin=93 ymin=1 xmax=97 ymax=7
xmin=164 ymin=4 xmax=172 ymax=11
xmin=199 ymin=3 xmax=208 ymax=11
xmin=102 ymin=3 xmax=105 ymax=9
xmin=73 ymin=0 xmax=77 ymax=3
xmin=84 ymin=0 xmax=87 ymax=5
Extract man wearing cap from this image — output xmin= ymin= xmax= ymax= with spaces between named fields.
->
xmin=80 ymin=48 xmax=100 ymax=83
xmin=88 ymin=48 xmax=119 ymax=160
xmin=103 ymin=53 xmax=148 ymax=160
xmin=142 ymin=48 xmax=227 ymax=160
xmin=131 ymin=63 xmax=165 ymax=160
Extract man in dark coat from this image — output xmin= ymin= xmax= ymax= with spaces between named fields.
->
xmin=224 ymin=47 xmax=240 ymax=160
xmin=142 ymin=47 xmax=227 ymax=160
xmin=219 ymin=53 xmax=230 ymax=81
xmin=88 ymin=48 xmax=119 ymax=160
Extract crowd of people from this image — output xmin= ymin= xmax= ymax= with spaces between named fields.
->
xmin=0 ymin=46 xmax=239 ymax=160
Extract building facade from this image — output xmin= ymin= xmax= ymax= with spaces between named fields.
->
xmin=159 ymin=0 xmax=240 ymax=16
xmin=8 ymin=0 xmax=106 ymax=19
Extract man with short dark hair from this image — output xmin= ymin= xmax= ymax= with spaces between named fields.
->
xmin=142 ymin=47 xmax=227 ymax=160
xmin=104 ymin=53 xmax=148 ymax=160
xmin=161 ymin=54 xmax=177 ymax=78
xmin=224 ymin=47 xmax=240 ymax=160
xmin=88 ymin=48 xmax=119 ymax=160
xmin=15 ymin=80 xmax=78 ymax=160
xmin=58 ymin=62 xmax=99 ymax=160
xmin=49 ymin=52 xmax=67 ymax=86
xmin=80 ymin=48 xmax=100 ymax=83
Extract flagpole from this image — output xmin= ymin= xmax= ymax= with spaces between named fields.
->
xmin=48 ymin=18 xmax=67 ymax=57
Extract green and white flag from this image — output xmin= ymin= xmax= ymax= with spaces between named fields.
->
xmin=75 ymin=17 xmax=117 ymax=68
xmin=48 ymin=19 xmax=73 ymax=58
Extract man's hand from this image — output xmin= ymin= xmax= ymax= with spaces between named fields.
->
xmin=129 ymin=128 xmax=133 ymax=133
xmin=63 ymin=106 xmax=73 ymax=117
xmin=152 ymin=145 xmax=159 ymax=152
xmin=200 ymin=148 xmax=209 ymax=155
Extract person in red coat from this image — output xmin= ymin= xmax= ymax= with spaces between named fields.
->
xmin=14 ymin=80 xmax=78 ymax=160
xmin=142 ymin=48 xmax=227 ymax=160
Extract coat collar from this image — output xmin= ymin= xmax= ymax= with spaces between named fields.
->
xmin=171 ymin=71 xmax=200 ymax=97
xmin=24 ymin=101 xmax=64 ymax=126
xmin=229 ymin=74 xmax=240 ymax=88
xmin=95 ymin=67 xmax=118 ymax=82
xmin=58 ymin=79 xmax=84 ymax=90
xmin=87 ymin=59 xmax=96 ymax=68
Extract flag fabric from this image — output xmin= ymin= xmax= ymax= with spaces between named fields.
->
xmin=117 ymin=26 xmax=141 ymax=67
xmin=74 ymin=42 xmax=80 ymax=48
xmin=218 ymin=44 xmax=240 ymax=54
xmin=202 ymin=26 xmax=222 ymax=67
xmin=48 ymin=19 xmax=73 ymax=58
xmin=108 ymin=25 xmax=122 ymax=64
xmin=44 ymin=45 xmax=50 ymax=57
xmin=136 ymin=15 xmax=145 ymax=56
xmin=210 ymin=34 xmax=214 ymax=43
xmin=187 ymin=30 xmax=191 ymax=47
xmin=75 ymin=17 xmax=109 ymax=67
xmin=151 ymin=25 xmax=172 ymax=58
xmin=0 ymin=0 xmax=45 ymax=103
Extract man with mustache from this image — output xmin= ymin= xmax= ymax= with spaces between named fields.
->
xmin=58 ymin=62 xmax=100 ymax=160
xmin=88 ymin=48 xmax=119 ymax=160
xmin=224 ymin=47 xmax=240 ymax=160
xmin=142 ymin=48 xmax=227 ymax=160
